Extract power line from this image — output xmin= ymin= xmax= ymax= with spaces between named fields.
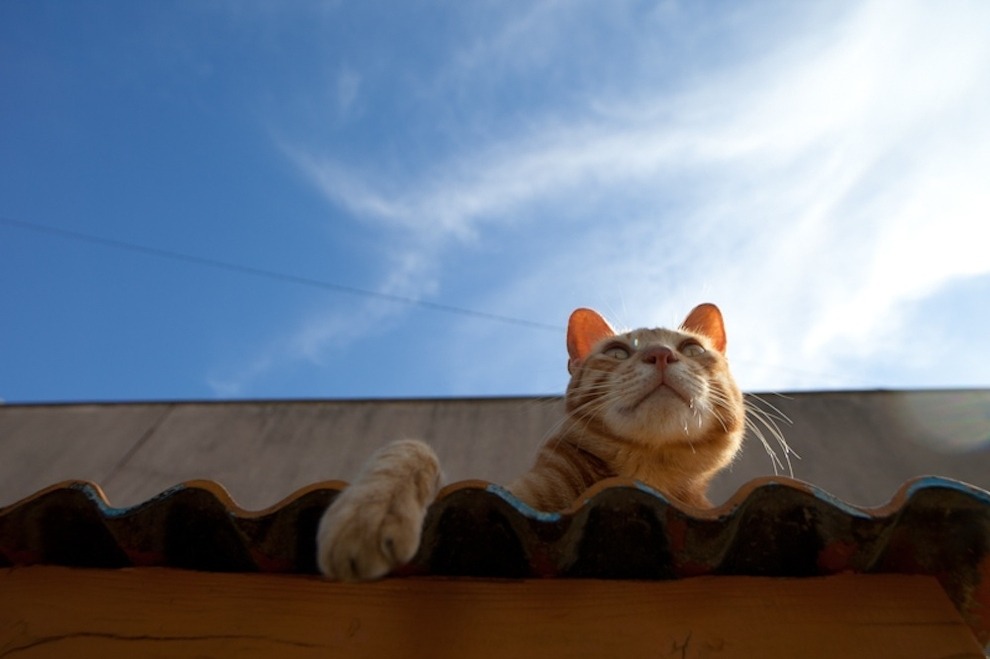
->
xmin=0 ymin=215 xmax=561 ymax=333
xmin=1 ymin=216 xmax=890 ymax=389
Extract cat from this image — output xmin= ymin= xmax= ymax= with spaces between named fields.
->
xmin=317 ymin=303 xmax=748 ymax=580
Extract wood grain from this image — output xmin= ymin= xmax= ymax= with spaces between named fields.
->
xmin=0 ymin=567 xmax=982 ymax=658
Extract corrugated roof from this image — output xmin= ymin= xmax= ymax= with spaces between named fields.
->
xmin=2 ymin=392 xmax=990 ymax=647
xmin=1 ymin=476 xmax=988 ymax=644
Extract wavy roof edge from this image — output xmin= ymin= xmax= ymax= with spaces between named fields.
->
xmin=1 ymin=475 xmax=989 ymax=645
xmin=4 ymin=473 xmax=988 ymax=518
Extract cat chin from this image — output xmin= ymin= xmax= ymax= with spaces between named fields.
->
xmin=604 ymin=397 xmax=711 ymax=446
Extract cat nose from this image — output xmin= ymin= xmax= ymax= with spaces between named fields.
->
xmin=641 ymin=346 xmax=677 ymax=368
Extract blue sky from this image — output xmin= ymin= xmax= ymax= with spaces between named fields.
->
xmin=2 ymin=1 xmax=989 ymax=403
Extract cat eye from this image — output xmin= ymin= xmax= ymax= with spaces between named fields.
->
xmin=602 ymin=344 xmax=631 ymax=360
xmin=679 ymin=340 xmax=706 ymax=357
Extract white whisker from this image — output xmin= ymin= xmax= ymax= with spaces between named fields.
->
xmin=743 ymin=395 xmax=797 ymax=477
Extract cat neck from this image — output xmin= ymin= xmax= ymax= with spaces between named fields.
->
xmin=509 ymin=418 xmax=742 ymax=511
xmin=556 ymin=419 xmax=740 ymax=507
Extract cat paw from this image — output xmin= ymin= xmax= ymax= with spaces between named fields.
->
xmin=316 ymin=440 xmax=441 ymax=580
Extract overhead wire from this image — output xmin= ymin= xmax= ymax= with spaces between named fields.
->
xmin=0 ymin=215 xmax=879 ymax=389
xmin=0 ymin=215 xmax=561 ymax=333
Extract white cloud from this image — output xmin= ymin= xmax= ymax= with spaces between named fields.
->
xmin=263 ymin=0 xmax=990 ymax=394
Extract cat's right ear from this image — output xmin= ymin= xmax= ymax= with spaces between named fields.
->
xmin=567 ymin=308 xmax=615 ymax=372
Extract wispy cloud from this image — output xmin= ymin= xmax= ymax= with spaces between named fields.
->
xmin=222 ymin=0 xmax=990 ymax=395
xmin=335 ymin=65 xmax=361 ymax=118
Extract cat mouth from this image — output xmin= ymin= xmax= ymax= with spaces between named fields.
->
xmin=632 ymin=381 xmax=692 ymax=410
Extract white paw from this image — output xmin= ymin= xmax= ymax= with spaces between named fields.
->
xmin=316 ymin=440 xmax=441 ymax=580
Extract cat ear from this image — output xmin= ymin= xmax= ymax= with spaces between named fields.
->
xmin=567 ymin=308 xmax=615 ymax=370
xmin=681 ymin=303 xmax=727 ymax=353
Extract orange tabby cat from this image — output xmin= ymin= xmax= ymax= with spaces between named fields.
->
xmin=317 ymin=303 xmax=746 ymax=580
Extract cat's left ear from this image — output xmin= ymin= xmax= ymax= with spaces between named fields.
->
xmin=567 ymin=308 xmax=615 ymax=372
xmin=681 ymin=303 xmax=727 ymax=353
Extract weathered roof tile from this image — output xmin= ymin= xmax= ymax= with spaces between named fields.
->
xmin=2 ymin=477 xmax=989 ymax=640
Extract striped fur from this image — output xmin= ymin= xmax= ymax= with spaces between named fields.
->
xmin=317 ymin=304 xmax=746 ymax=579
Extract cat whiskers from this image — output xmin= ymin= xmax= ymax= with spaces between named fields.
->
xmin=529 ymin=397 xmax=574 ymax=454
xmin=572 ymin=388 xmax=639 ymax=434
xmin=699 ymin=390 xmax=731 ymax=435
xmin=744 ymin=394 xmax=797 ymax=477
xmin=540 ymin=383 xmax=620 ymax=454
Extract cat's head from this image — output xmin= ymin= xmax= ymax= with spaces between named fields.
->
xmin=564 ymin=304 xmax=745 ymax=452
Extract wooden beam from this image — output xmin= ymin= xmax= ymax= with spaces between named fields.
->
xmin=0 ymin=567 xmax=983 ymax=658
